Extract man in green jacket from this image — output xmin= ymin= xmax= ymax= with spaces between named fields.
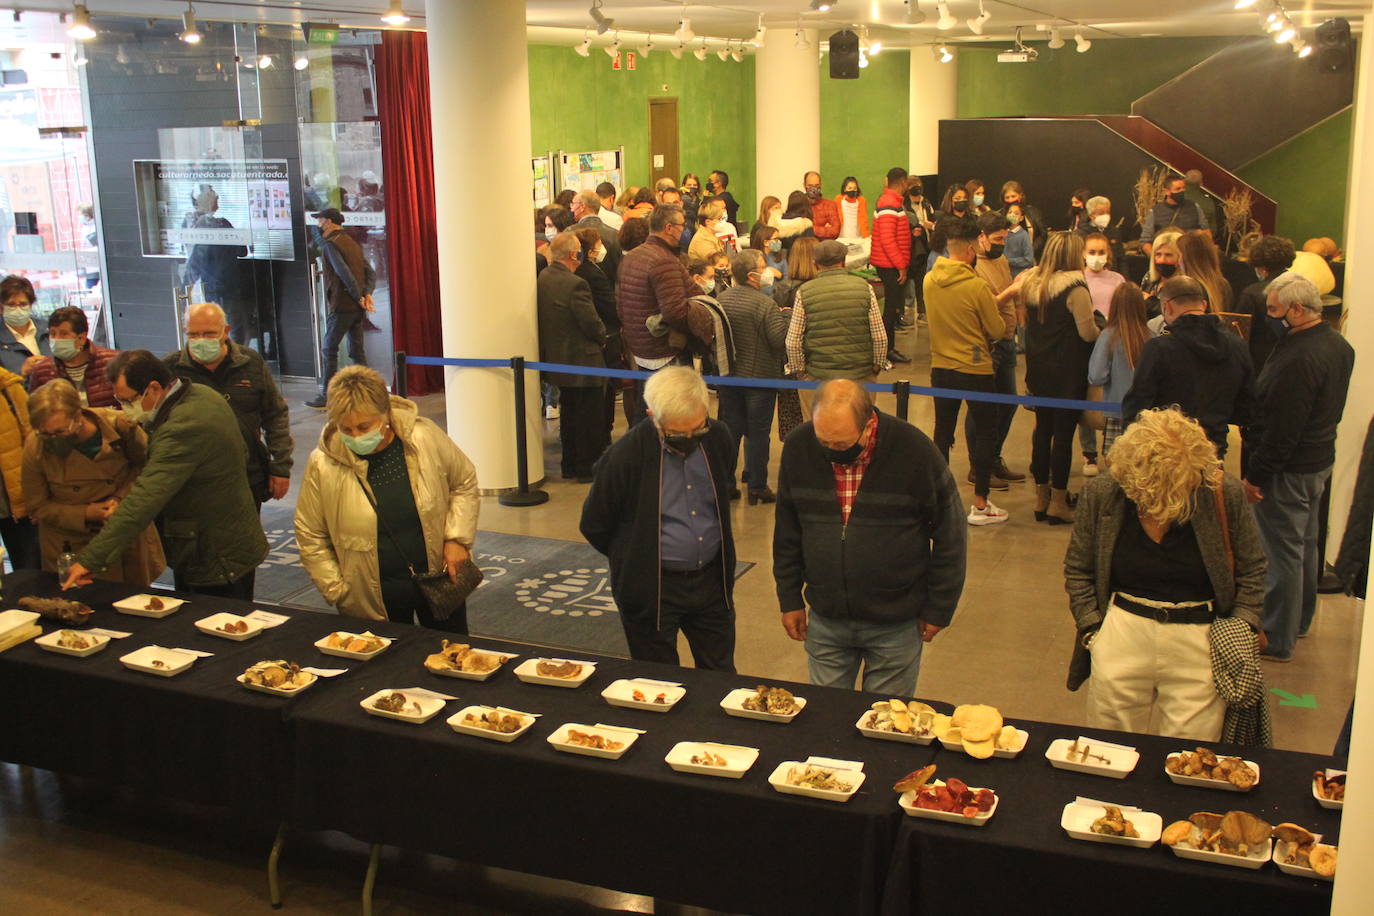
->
xmin=61 ymin=350 xmax=268 ymax=599
xmin=164 ymin=302 xmax=293 ymax=506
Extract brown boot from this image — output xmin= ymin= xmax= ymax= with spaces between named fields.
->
xmin=1047 ymin=488 xmax=1075 ymax=525
xmin=1034 ymin=484 xmax=1051 ymax=522
xmin=995 ymin=458 xmax=1026 ymax=482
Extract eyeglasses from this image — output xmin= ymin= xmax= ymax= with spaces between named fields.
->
xmin=38 ymin=417 xmax=82 ymax=440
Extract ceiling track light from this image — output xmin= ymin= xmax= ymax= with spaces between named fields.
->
xmin=936 ymin=2 xmax=956 ymax=30
xmin=180 ymin=4 xmax=201 ymax=45
xmin=716 ymin=42 xmax=730 ymax=61
xmin=809 ymin=0 xmax=832 ymax=12
xmin=67 ymin=3 xmax=96 ymax=41
xmin=967 ymin=3 xmax=990 ymax=35
xmin=573 ymin=30 xmax=591 ymax=56
xmin=589 ymin=0 xmax=614 ymax=36
xmin=731 ymin=45 xmax=744 ymax=62
xmin=794 ymin=26 xmax=810 ymax=50
xmin=935 ymin=43 xmax=953 ymax=63
xmin=1048 ymin=28 xmax=1064 ymax=49
xmin=293 ymin=55 xmax=309 ymax=70
xmin=604 ymin=34 xmax=621 ymax=58
xmin=380 ymin=4 xmax=409 ymax=26
xmin=675 ymin=3 xmax=693 ymax=43
xmin=640 ymin=34 xmax=653 ymax=57
xmin=693 ymin=40 xmax=707 ymax=61
xmin=257 ymin=54 xmax=273 ymax=69
xmin=905 ymin=1 xmax=927 ymax=25
xmin=1074 ymin=31 xmax=1091 ymax=53
xmin=752 ymin=15 xmax=766 ymax=48
xmin=1274 ymin=25 xmax=1295 ymax=43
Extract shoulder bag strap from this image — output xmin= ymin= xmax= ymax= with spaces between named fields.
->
xmin=354 ymin=472 xmax=422 ymax=577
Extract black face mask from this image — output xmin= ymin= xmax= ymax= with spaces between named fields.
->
xmin=715 ymin=268 xmax=732 ymax=288
xmin=987 ymin=243 xmax=1005 ymax=259
xmin=844 ymin=189 xmax=859 ymax=199
xmin=1155 ymin=262 xmax=1178 ymax=278
xmin=664 ymin=435 xmax=702 ymax=456
xmin=1167 ymin=192 xmax=1185 ymax=205
xmin=952 ymin=200 xmax=968 ymax=213
xmin=823 ymin=441 xmax=864 ymax=464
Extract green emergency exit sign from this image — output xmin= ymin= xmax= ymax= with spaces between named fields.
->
xmin=305 ymin=23 xmax=339 ymax=44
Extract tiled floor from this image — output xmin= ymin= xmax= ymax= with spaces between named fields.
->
xmin=1 ymin=319 xmax=1361 ymax=914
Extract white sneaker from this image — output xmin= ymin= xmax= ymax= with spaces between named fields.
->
xmin=967 ymin=501 xmax=1010 ymax=526
xmin=1082 ymin=458 xmax=1099 ymax=477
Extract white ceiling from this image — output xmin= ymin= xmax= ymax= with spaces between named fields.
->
xmin=0 ymin=0 xmax=1369 ymax=48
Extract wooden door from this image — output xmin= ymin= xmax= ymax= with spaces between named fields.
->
xmin=648 ymin=98 xmax=679 ymax=186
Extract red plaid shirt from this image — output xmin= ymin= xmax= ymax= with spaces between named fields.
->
xmin=833 ymin=413 xmax=878 ymax=523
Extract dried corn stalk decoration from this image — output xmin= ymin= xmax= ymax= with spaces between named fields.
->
xmin=1133 ymin=165 xmax=1170 ymax=230
xmin=1221 ymin=188 xmax=1258 ymax=257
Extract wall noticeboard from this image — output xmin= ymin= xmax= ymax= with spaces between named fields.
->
xmin=559 ymin=147 xmax=625 ymax=196
xmin=532 ymin=153 xmax=553 ymax=209
xmin=132 ymin=158 xmax=295 ymax=260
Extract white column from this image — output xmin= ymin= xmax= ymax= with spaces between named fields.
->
xmin=908 ymin=47 xmax=958 ymax=176
xmin=1330 ymin=15 xmax=1374 ymax=916
xmin=425 ymin=0 xmax=541 ymax=491
xmin=755 ymin=29 xmax=819 ymax=204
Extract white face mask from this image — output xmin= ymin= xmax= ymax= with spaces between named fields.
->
xmin=591 ymin=247 xmax=606 ymax=263
xmin=1085 ymin=254 xmax=1108 ymax=272
xmin=1092 ymin=213 xmax=1110 ymax=228
xmin=700 ymin=278 xmax=716 ymax=294
xmin=544 ymin=227 xmax=557 ymax=242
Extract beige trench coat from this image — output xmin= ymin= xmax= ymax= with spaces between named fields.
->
xmin=293 ymin=396 xmax=479 ymax=621
xmin=21 ymin=407 xmax=166 ymax=586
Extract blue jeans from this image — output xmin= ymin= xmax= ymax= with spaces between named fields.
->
xmin=805 ymin=610 xmax=924 ymax=695
xmin=322 ymin=308 xmax=367 ymax=390
xmin=717 ymin=386 xmax=776 ymax=492
xmin=1253 ymin=466 xmax=1331 ymax=656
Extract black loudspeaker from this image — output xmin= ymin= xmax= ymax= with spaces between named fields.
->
xmin=829 ymin=29 xmax=859 ymax=79
xmin=1315 ymin=18 xmax=1352 ymax=73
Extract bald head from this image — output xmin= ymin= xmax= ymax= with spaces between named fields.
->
xmin=185 ymin=302 xmax=226 ymax=330
xmin=812 ymin=379 xmax=873 ymax=450
xmin=572 ymin=191 xmax=601 ymax=219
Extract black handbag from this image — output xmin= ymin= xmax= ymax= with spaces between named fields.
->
xmin=355 ymin=475 xmax=481 ymax=622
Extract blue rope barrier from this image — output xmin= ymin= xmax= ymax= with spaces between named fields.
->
xmin=401 ymin=354 xmax=1122 ymax=414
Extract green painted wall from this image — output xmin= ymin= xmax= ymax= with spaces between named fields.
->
xmin=955 ymin=36 xmax=1354 ymax=244
xmin=819 ymin=50 xmax=910 ymax=197
xmin=1239 ymin=109 xmax=1352 ymax=245
xmin=527 ymin=44 xmax=755 ymax=216
xmin=956 ymin=37 xmax=1238 ymax=118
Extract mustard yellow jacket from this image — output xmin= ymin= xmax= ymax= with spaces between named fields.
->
xmin=0 ymin=367 xmax=31 ymax=518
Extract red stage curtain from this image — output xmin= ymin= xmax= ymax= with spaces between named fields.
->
xmin=377 ymin=31 xmax=442 ymax=395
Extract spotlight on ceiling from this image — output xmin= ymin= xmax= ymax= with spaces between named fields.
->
xmin=381 ymin=4 xmax=409 ymax=26
xmin=752 ymin=15 xmax=766 ymax=47
xmin=967 ymin=4 xmax=990 ymax=35
xmin=293 ymin=55 xmax=309 ymax=70
xmin=670 ymin=43 xmax=684 ymax=60
xmin=1048 ymin=28 xmax=1065 ymax=49
xmin=809 ymin=0 xmax=833 ymax=12
xmin=589 ymin=0 xmax=614 ymax=35
xmin=67 ymin=4 xmax=96 ymax=41
xmin=905 ymin=1 xmax=927 ymax=25
xmin=937 ymin=44 xmax=953 ymax=63
xmin=1074 ymin=31 xmax=1091 ymax=53
xmin=936 ymin=2 xmax=957 ymax=30
xmin=605 ymin=35 xmax=621 ymax=58
xmin=732 ymin=46 xmax=744 ymax=62
xmin=693 ymin=41 xmax=708 ymax=61
xmin=573 ymin=32 xmax=592 ymax=57
xmin=674 ymin=6 xmax=693 ymax=43
xmin=180 ymin=5 xmax=202 ymax=45
xmin=1275 ymin=25 xmax=1296 ymax=44
xmin=258 ymin=54 xmax=273 ymax=69
xmin=640 ymin=34 xmax=653 ymax=57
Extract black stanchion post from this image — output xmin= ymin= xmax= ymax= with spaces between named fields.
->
xmin=894 ymin=379 xmax=911 ymax=422
xmin=393 ymin=351 xmax=407 ymax=398
xmin=499 ymin=355 xmax=550 ymax=507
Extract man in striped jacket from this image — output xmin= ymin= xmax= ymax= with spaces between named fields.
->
xmin=870 ymin=167 xmax=912 ymax=365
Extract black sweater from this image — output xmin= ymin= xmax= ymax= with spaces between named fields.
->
xmin=1121 ymin=313 xmax=1256 ymax=455
xmin=579 ymin=418 xmax=737 ymax=628
xmin=1245 ymin=322 xmax=1354 ymax=489
xmin=773 ymin=410 xmax=966 ymax=626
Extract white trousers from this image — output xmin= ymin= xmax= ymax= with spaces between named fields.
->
xmin=1085 ymin=601 xmax=1225 ymax=742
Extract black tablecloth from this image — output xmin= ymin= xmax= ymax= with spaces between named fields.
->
xmin=0 ymin=571 xmax=305 ymax=815
xmin=881 ymin=724 xmax=1341 ymax=916
xmin=282 ymin=628 xmax=938 ymax=916
xmin=0 ymin=571 xmax=1342 ymax=914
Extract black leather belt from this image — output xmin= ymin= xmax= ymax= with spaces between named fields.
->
xmin=1114 ymin=594 xmax=1215 ymax=625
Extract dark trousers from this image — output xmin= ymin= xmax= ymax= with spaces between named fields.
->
xmin=0 ymin=516 xmax=40 ymax=570
xmin=907 ymin=252 xmax=930 ymax=315
xmin=931 ymin=368 xmax=998 ymax=498
xmin=1031 ymin=406 xmax=1083 ymax=489
xmin=557 ymin=384 xmax=605 ymax=477
xmin=717 ymin=386 xmax=776 ymax=492
xmin=621 ymin=559 xmax=736 ymax=672
xmin=601 ymin=335 xmax=633 ymax=447
xmin=174 ymin=568 xmax=256 ymax=601
xmin=875 ymin=266 xmax=904 ymax=352
xmin=387 ymin=599 xmax=468 ymax=634
xmin=321 ymin=308 xmax=367 ymax=391
xmin=964 ymin=339 xmax=1018 ymax=461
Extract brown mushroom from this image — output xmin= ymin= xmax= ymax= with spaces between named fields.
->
xmin=1220 ymin=810 xmax=1271 ymax=854
xmin=1162 ymin=820 xmax=1194 ymax=846
xmin=1309 ymin=844 xmax=1338 ymax=877
xmin=1189 ymin=811 xmax=1225 ymax=833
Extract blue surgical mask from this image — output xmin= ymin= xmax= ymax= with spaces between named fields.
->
xmin=188 ymin=338 xmax=223 ymax=363
xmin=701 ymin=278 xmax=716 ymax=295
xmin=767 ymin=239 xmax=782 ymax=253
xmin=973 ymin=194 xmax=985 ymax=207
xmin=52 ymin=338 xmax=80 ymax=361
xmin=758 ymin=271 xmax=775 ymax=290
xmin=4 ymin=306 xmax=31 ymax=328
xmin=341 ymin=427 xmax=384 ymax=455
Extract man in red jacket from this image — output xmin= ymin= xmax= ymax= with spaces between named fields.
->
xmin=805 ymin=171 xmax=840 ymax=241
xmin=871 ymin=167 xmax=911 ymax=365
xmin=615 ymin=205 xmax=694 ymax=424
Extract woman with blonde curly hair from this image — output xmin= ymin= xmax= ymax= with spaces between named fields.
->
xmin=1064 ymin=408 xmax=1267 ymax=740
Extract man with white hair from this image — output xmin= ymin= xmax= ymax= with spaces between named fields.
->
xmin=580 ymin=366 xmax=738 ymax=670
xmin=1243 ymin=271 xmax=1355 ymax=661
xmin=774 ymin=379 xmax=966 ymax=694
xmin=164 ymin=302 xmax=293 ymax=506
